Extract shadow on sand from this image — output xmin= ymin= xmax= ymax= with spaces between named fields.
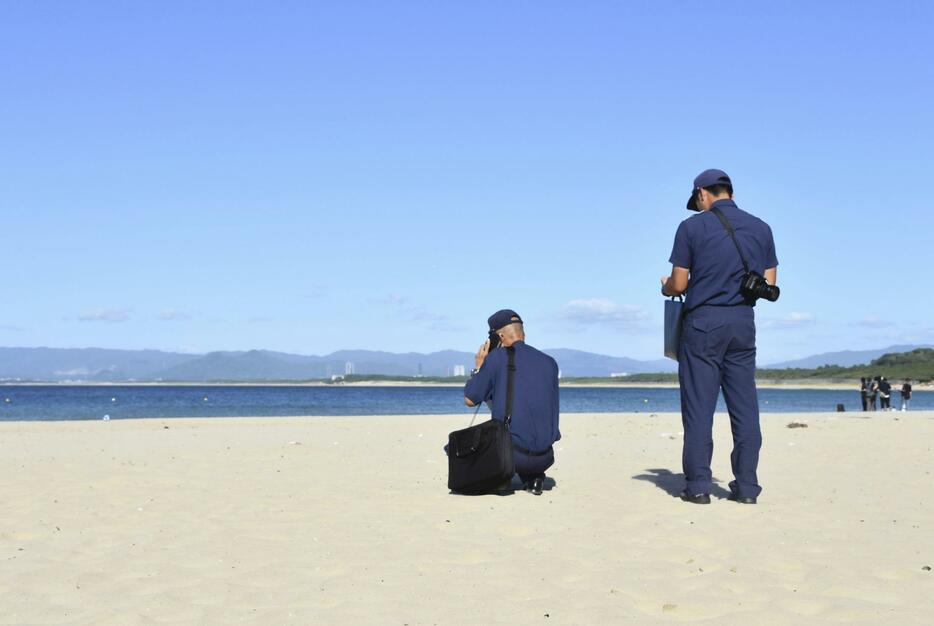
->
xmin=632 ymin=468 xmax=731 ymax=499
xmin=449 ymin=475 xmax=558 ymax=497
xmin=510 ymin=475 xmax=557 ymax=492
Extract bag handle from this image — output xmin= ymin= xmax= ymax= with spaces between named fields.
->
xmin=710 ymin=206 xmax=750 ymax=275
xmin=467 ymin=403 xmax=482 ymax=427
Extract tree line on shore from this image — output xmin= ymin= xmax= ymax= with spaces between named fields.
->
xmin=561 ymin=349 xmax=934 ymax=384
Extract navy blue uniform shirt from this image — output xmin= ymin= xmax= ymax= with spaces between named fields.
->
xmin=669 ymin=199 xmax=778 ymax=311
xmin=464 ymin=341 xmax=561 ymax=453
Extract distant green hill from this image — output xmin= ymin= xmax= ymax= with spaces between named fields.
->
xmin=758 ymin=348 xmax=934 ymax=382
xmin=562 ymin=349 xmax=934 ymax=384
xmin=873 ymin=348 xmax=934 ymax=367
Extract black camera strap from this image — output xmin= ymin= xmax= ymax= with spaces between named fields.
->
xmin=710 ymin=206 xmax=750 ymax=275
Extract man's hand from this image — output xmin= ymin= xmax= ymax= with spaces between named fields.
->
xmin=660 ymin=276 xmax=670 ymax=296
xmin=475 ymin=339 xmax=490 ymax=370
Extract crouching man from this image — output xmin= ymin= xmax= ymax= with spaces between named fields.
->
xmin=464 ymin=309 xmax=561 ymax=495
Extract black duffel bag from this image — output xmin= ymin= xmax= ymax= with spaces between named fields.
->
xmin=447 ymin=347 xmax=516 ymax=494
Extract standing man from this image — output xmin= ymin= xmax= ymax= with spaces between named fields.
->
xmin=661 ymin=169 xmax=778 ymax=505
xmin=901 ymin=379 xmax=912 ymax=411
xmin=868 ymin=377 xmax=879 ymax=411
xmin=878 ymin=377 xmax=892 ymax=411
xmin=464 ymin=310 xmax=561 ymax=495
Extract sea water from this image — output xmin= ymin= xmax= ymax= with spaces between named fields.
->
xmin=0 ymin=385 xmax=930 ymax=421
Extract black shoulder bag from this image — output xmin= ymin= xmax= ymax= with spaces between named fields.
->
xmin=447 ymin=347 xmax=516 ymax=494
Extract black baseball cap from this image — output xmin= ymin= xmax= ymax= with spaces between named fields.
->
xmin=488 ymin=309 xmax=523 ymax=332
xmin=686 ymin=169 xmax=732 ymax=211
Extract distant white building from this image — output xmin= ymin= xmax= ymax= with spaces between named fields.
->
xmin=345 ymin=361 xmax=355 ymax=375
xmin=453 ymin=365 xmax=466 ymax=377
xmin=610 ymin=372 xmax=630 ymax=378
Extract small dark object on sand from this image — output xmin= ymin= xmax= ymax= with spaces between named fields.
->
xmin=923 ymin=565 xmax=932 ymax=571
xmin=787 ymin=422 xmax=808 ymax=429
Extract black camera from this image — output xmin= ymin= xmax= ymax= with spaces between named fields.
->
xmin=740 ymin=271 xmax=780 ymax=304
xmin=487 ymin=329 xmax=501 ymax=351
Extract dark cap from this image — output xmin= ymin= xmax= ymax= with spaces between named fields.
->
xmin=487 ymin=309 xmax=523 ymax=332
xmin=686 ymin=168 xmax=732 ymax=211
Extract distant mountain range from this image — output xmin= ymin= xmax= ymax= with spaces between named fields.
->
xmin=0 ymin=346 xmax=677 ymax=382
xmin=3 ymin=344 xmax=930 ymax=382
xmin=765 ymin=344 xmax=934 ymax=369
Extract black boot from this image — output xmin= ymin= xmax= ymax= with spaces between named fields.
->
xmin=524 ymin=477 xmax=544 ymax=496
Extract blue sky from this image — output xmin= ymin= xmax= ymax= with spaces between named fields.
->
xmin=2 ymin=1 xmax=932 ymax=363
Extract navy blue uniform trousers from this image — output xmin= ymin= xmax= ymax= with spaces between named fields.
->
xmin=513 ymin=446 xmax=554 ymax=483
xmin=679 ymin=305 xmax=762 ymax=499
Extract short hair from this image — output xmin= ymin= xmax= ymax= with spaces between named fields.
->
xmin=498 ymin=322 xmax=525 ymax=339
xmin=703 ymin=183 xmax=733 ymax=197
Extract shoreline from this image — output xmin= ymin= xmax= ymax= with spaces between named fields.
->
xmin=0 ymin=409 xmax=919 ymax=425
xmin=3 ymin=380 xmax=923 ymax=391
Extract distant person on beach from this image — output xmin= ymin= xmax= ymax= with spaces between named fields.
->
xmin=661 ymin=169 xmax=778 ymax=505
xmin=859 ymin=377 xmax=869 ymax=411
xmin=868 ymin=377 xmax=879 ymax=411
xmin=878 ymin=377 xmax=892 ymax=410
xmin=463 ymin=309 xmax=561 ymax=495
xmin=901 ymin=379 xmax=912 ymax=411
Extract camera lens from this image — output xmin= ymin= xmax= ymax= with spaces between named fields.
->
xmin=759 ymin=283 xmax=780 ymax=302
xmin=741 ymin=272 xmax=780 ymax=303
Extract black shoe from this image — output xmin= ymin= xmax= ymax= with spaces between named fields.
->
xmin=728 ymin=492 xmax=757 ymax=504
xmin=679 ymin=491 xmax=711 ymax=505
xmin=524 ymin=477 xmax=544 ymax=496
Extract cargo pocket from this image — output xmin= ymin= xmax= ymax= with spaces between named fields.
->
xmin=685 ymin=317 xmax=727 ymax=356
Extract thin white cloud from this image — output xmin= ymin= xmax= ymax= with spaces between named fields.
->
xmin=872 ymin=325 xmax=934 ymax=345
xmin=561 ymin=298 xmax=649 ymax=329
xmin=759 ymin=312 xmax=815 ymax=329
xmin=0 ymin=324 xmax=24 ymax=332
xmin=78 ymin=309 xmax=130 ymax=323
xmin=857 ymin=315 xmax=892 ymax=329
xmin=379 ymin=293 xmax=466 ymax=332
xmin=159 ymin=309 xmax=191 ymax=321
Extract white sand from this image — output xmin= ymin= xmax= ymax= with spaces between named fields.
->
xmin=1 ymin=411 xmax=932 ymax=625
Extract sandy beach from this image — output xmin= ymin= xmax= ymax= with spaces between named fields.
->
xmin=1 ymin=411 xmax=932 ymax=625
